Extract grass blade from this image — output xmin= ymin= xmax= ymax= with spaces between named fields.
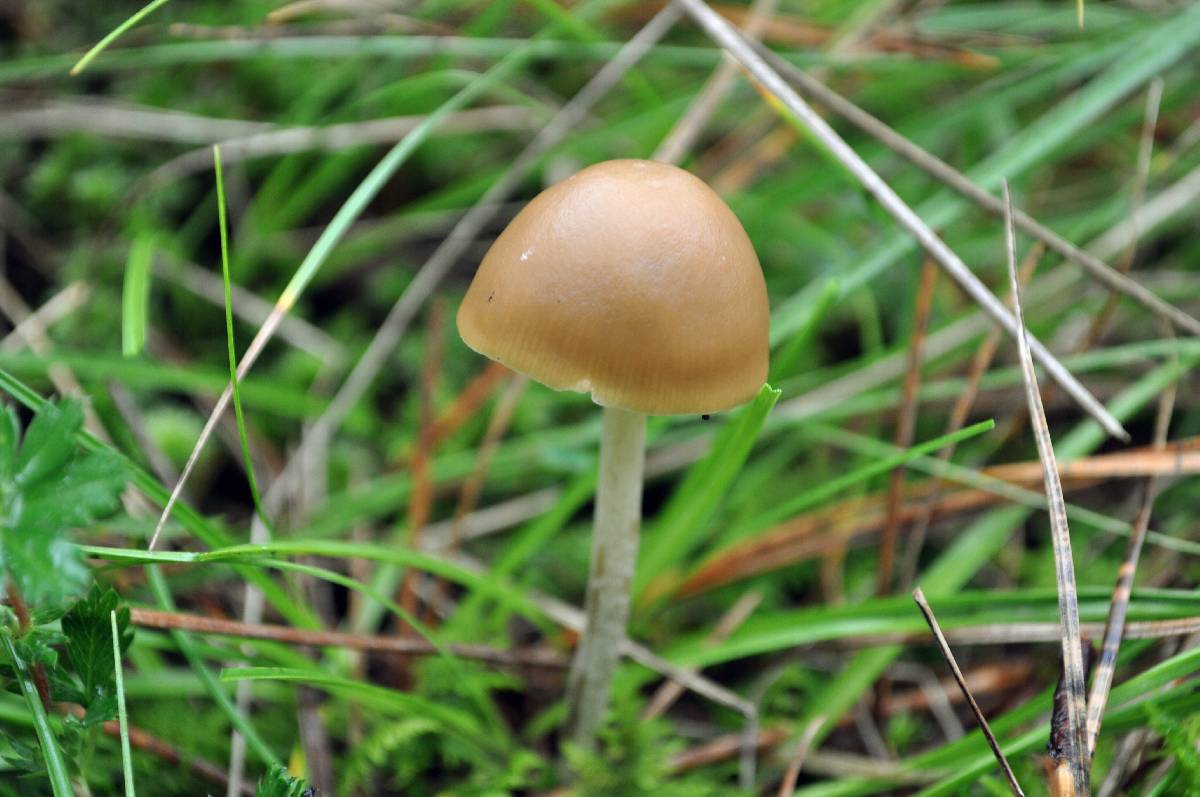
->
xmin=69 ymin=0 xmax=173 ymax=75
xmin=636 ymin=384 xmax=781 ymax=599
xmin=750 ymin=419 xmax=995 ymax=534
xmin=111 ymin=610 xmax=136 ymax=797
xmin=1002 ymin=180 xmax=1088 ymax=794
xmin=1 ymin=634 xmax=72 ymax=797
xmin=121 ymin=234 xmax=153 ymax=358
xmin=213 ymin=145 xmax=272 ymax=533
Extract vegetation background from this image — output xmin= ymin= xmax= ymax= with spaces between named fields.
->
xmin=0 ymin=0 xmax=1198 ymax=794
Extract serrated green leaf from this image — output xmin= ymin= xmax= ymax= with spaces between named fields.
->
xmin=61 ymin=586 xmax=133 ymax=727
xmin=1 ymin=401 xmax=127 ymax=609
xmin=255 ymin=765 xmax=313 ymax=797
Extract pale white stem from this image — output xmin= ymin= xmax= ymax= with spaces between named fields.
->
xmin=564 ymin=406 xmax=646 ymax=751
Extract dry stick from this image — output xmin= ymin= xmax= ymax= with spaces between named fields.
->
xmin=0 ymin=281 xmax=88 ymax=351
xmin=247 ymin=1 xmax=684 ymax=532
xmin=1084 ymin=338 xmax=1178 ymax=756
xmin=775 ymin=716 xmax=826 ymax=797
xmin=1002 ymin=181 xmax=1089 ymax=795
xmin=128 ymin=608 xmax=569 ymax=668
xmin=900 ymin=245 xmax=1043 ymax=587
xmin=749 ymin=42 xmax=1200 ymax=339
xmin=846 ymin=617 xmax=1200 ymax=648
xmin=878 ymin=260 xmax=937 ymax=596
xmin=642 ymin=590 xmax=762 ymax=719
xmin=1046 ymin=642 xmax=1097 ymax=797
xmin=912 ymin=587 xmax=1025 ymax=797
xmin=148 ymin=106 xmax=543 ymax=183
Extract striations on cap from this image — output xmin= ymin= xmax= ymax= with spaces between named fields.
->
xmin=457 ymin=159 xmax=769 ymax=415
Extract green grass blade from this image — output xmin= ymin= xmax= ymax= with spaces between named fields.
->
xmin=70 ymin=0 xmax=173 ymax=75
xmin=749 ymin=419 xmax=995 ymax=534
xmin=213 ymin=145 xmax=272 ymax=531
xmin=121 ymin=234 xmax=153 ymax=358
xmin=220 ymin=667 xmax=505 ymax=757
xmin=86 ymin=539 xmax=550 ymax=633
xmin=635 ymin=384 xmax=781 ymax=598
xmin=111 ymin=610 xmax=135 ymax=797
xmin=1 ymin=634 xmax=73 ymax=797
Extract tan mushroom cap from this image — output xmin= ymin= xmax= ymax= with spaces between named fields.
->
xmin=457 ymin=159 xmax=769 ymax=415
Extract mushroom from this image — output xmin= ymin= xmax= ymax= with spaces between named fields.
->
xmin=456 ymin=158 xmax=769 ymax=750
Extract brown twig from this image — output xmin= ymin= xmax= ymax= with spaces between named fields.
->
xmin=776 ymin=716 xmax=826 ymax=797
xmin=1003 ymin=181 xmax=1089 ymax=794
xmin=674 ymin=438 xmax=1200 ymax=599
xmin=128 ymin=608 xmax=569 ymax=669
xmin=913 ymin=587 xmax=1025 ymax=796
xmin=878 ymin=260 xmax=937 ymax=595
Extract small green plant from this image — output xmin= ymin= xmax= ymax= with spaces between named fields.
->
xmin=0 ymin=398 xmax=130 ymax=794
xmin=256 ymin=764 xmax=315 ymax=797
xmin=0 ymin=400 xmax=126 ymax=609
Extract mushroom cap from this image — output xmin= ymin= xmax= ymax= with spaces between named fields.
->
xmin=456 ymin=159 xmax=769 ymax=415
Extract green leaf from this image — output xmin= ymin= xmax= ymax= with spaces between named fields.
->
xmin=1 ymin=399 xmax=127 ymax=609
xmin=255 ymin=765 xmax=313 ymax=797
xmin=61 ymin=586 xmax=133 ymax=728
xmin=24 ymin=450 xmax=127 ymax=531
xmin=15 ymin=400 xmax=83 ymax=487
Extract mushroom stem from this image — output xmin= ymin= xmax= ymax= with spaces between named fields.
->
xmin=564 ymin=405 xmax=646 ymax=751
